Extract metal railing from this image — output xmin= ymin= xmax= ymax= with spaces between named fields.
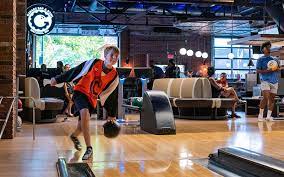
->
xmin=19 ymin=96 xmax=36 ymax=140
xmin=0 ymin=97 xmax=15 ymax=139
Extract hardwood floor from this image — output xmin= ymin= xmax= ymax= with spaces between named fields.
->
xmin=1 ymin=113 xmax=284 ymax=177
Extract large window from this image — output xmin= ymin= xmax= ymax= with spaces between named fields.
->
xmin=213 ymin=37 xmax=260 ymax=79
xmin=35 ymin=35 xmax=118 ymax=68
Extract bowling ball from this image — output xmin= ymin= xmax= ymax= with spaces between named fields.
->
xmin=131 ymin=97 xmax=143 ymax=108
xmin=103 ymin=121 xmax=121 ymax=138
xmin=267 ymin=60 xmax=278 ymax=71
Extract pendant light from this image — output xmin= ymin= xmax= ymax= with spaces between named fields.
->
xmin=228 ymin=4 xmax=234 ymax=60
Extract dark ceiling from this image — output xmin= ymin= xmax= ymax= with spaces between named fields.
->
xmin=28 ymin=0 xmax=283 ymax=36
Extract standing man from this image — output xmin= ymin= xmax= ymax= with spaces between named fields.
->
xmin=165 ymin=59 xmax=180 ymax=78
xmin=257 ymin=41 xmax=280 ymax=121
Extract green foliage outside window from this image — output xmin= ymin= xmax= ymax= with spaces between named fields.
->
xmin=36 ymin=35 xmax=117 ymax=68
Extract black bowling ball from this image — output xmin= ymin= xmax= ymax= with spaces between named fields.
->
xmin=103 ymin=121 xmax=121 ymax=138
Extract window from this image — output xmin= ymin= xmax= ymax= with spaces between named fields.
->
xmin=213 ymin=37 xmax=256 ymax=79
xmin=35 ymin=35 xmax=118 ymax=68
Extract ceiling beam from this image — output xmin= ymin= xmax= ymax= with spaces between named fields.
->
xmin=98 ymin=0 xmax=272 ymax=7
xmin=55 ymin=12 xmax=270 ymax=24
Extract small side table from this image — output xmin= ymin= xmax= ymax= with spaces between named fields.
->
xmin=242 ymin=96 xmax=281 ymax=118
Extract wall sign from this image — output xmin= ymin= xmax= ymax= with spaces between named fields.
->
xmin=27 ymin=4 xmax=55 ymax=35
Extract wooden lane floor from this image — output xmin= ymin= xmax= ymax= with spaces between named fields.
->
xmin=1 ymin=114 xmax=284 ymax=177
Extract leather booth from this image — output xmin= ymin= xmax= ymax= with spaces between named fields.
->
xmin=24 ymin=77 xmax=64 ymax=123
xmin=152 ymin=78 xmax=235 ymax=119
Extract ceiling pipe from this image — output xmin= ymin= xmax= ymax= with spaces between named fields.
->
xmin=265 ymin=4 xmax=284 ymax=32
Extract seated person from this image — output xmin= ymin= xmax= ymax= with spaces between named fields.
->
xmin=55 ymin=61 xmax=64 ymax=75
xmin=148 ymin=60 xmax=165 ymax=89
xmin=185 ymin=69 xmax=193 ymax=78
xmin=217 ymin=73 xmax=243 ymax=103
xmin=38 ymin=64 xmax=50 ymax=87
xmin=63 ymin=64 xmax=74 ymax=120
xmin=207 ymin=67 xmax=243 ymax=118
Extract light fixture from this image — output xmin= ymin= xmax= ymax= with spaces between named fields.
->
xmin=228 ymin=52 xmax=234 ymax=59
xmin=227 ymin=5 xmax=234 ymax=60
xmin=179 ymin=48 xmax=187 ymax=55
xmin=187 ymin=49 xmax=194 ymax=56
xmin=195 ymin=51 xmax=202 ymax=58
xmin=248 ymin=58 xmax=255 ymax=73
xmin=226 ymin=63 xmax=231 ymax=68
xmin=201 ymin=37 xmax=208 ymax=59
xmin=202 ymin=52 xmax=208 ymax=59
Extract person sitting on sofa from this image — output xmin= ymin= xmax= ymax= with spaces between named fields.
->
xmin=63 ymin=64 xmax=74 ymax=121
xmin=207 ymin=67 xmax=243 ymax=118
xmin=217 ymin=73 xmax=243 ymax=102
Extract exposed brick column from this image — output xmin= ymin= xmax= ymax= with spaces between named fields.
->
xmin=0 ymin=0 xmax=17 ymax=138
xmin=16 ymin=0 xmax=26 ymax=75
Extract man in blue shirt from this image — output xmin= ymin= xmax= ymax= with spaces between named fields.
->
xmin=256 ymin=41 xmax=279 ymax=121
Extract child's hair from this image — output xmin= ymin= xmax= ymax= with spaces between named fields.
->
xmin=104 ymin=45 xmax=119 ymax=57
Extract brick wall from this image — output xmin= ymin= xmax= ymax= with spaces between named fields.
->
xmin=0 ymin=0 xmax=17 ymax=138
xmin=16 ymin=0 xmax=26 ymax=75
xmin=120 ymin=30 xmax=212 ymax=74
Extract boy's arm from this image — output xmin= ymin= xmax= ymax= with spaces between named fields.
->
xmin=54 ymin=61 xmax=87 ymax=84
xmin=104 ymin=87 xmax=118 ymax=118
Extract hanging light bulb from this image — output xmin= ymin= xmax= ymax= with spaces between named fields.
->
xmin=228 ymin=52 xmax=234 ymax=59
xmin=179 ymin=48 xmax=187 ymax=55
xmin=195 ymin=51 xmax=202 ymax=58
xmin=187 ymin=49 xmax=194 ymax=56
xmin=202 ymin=52 xmax=208 ymax=59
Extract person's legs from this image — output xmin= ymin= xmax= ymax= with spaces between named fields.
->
xmin=266 ymin=83 xmax=277 ymax=121
xmin=80 ymin=108 xmax=93 ymax=160
xmin=258 ymin=81 xmax=271 ymax=121
xmin=258 ymin=91 xmax=270 ymax=121
xmin=72 ymin=120 xmax=82 ymax=137
xmin=224 ymin=87 xmax=242 ymax=102
xmin=67 ymin=101 xmax=74 ymax=116
xmin=71 ymin=91 xmax=93 ymax=160
xmin=226 ymin=92 xmax=241 ymax=118
xmin=80 ymin=108 xmax=91 ymax=147
xmin=70 ymin=120 xmax=82 ymax=151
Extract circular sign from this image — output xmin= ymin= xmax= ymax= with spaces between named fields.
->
xmin=27 ymin=4 xmax=55 ymax=35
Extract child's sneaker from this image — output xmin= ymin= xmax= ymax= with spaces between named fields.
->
xmin=258 ymin=115 xmax=264 ymax=122
xmin=70 ymin=135 xmax=82 ymax=151
xmin=82 ymin=147 xmax=93 ymax=160
xmin=266 ymin=117 xmax=274 ymax=121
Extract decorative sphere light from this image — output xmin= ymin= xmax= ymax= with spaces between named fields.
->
xmin=195 ymin=51 xmax=202 ymax=58
xmin=187 ymin=49 xmax=194 ymax=56
xmin=226 ymin=63 xmax=231 ymax=68
xmin=252 ymin=54 xmax=259 ymax=59
xmin=179 ymin=48 xmax=187 ymax=55
xmin=202 ymin=52 xmax=208 ymax=59
xmin=228 ymin=52 xmax=234 ymax=59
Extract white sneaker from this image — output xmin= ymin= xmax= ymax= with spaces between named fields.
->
xmin=266 ymin=117 xmax=274 ymax=121
xmin=258 ymin=114 xmax=264 ymax=122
